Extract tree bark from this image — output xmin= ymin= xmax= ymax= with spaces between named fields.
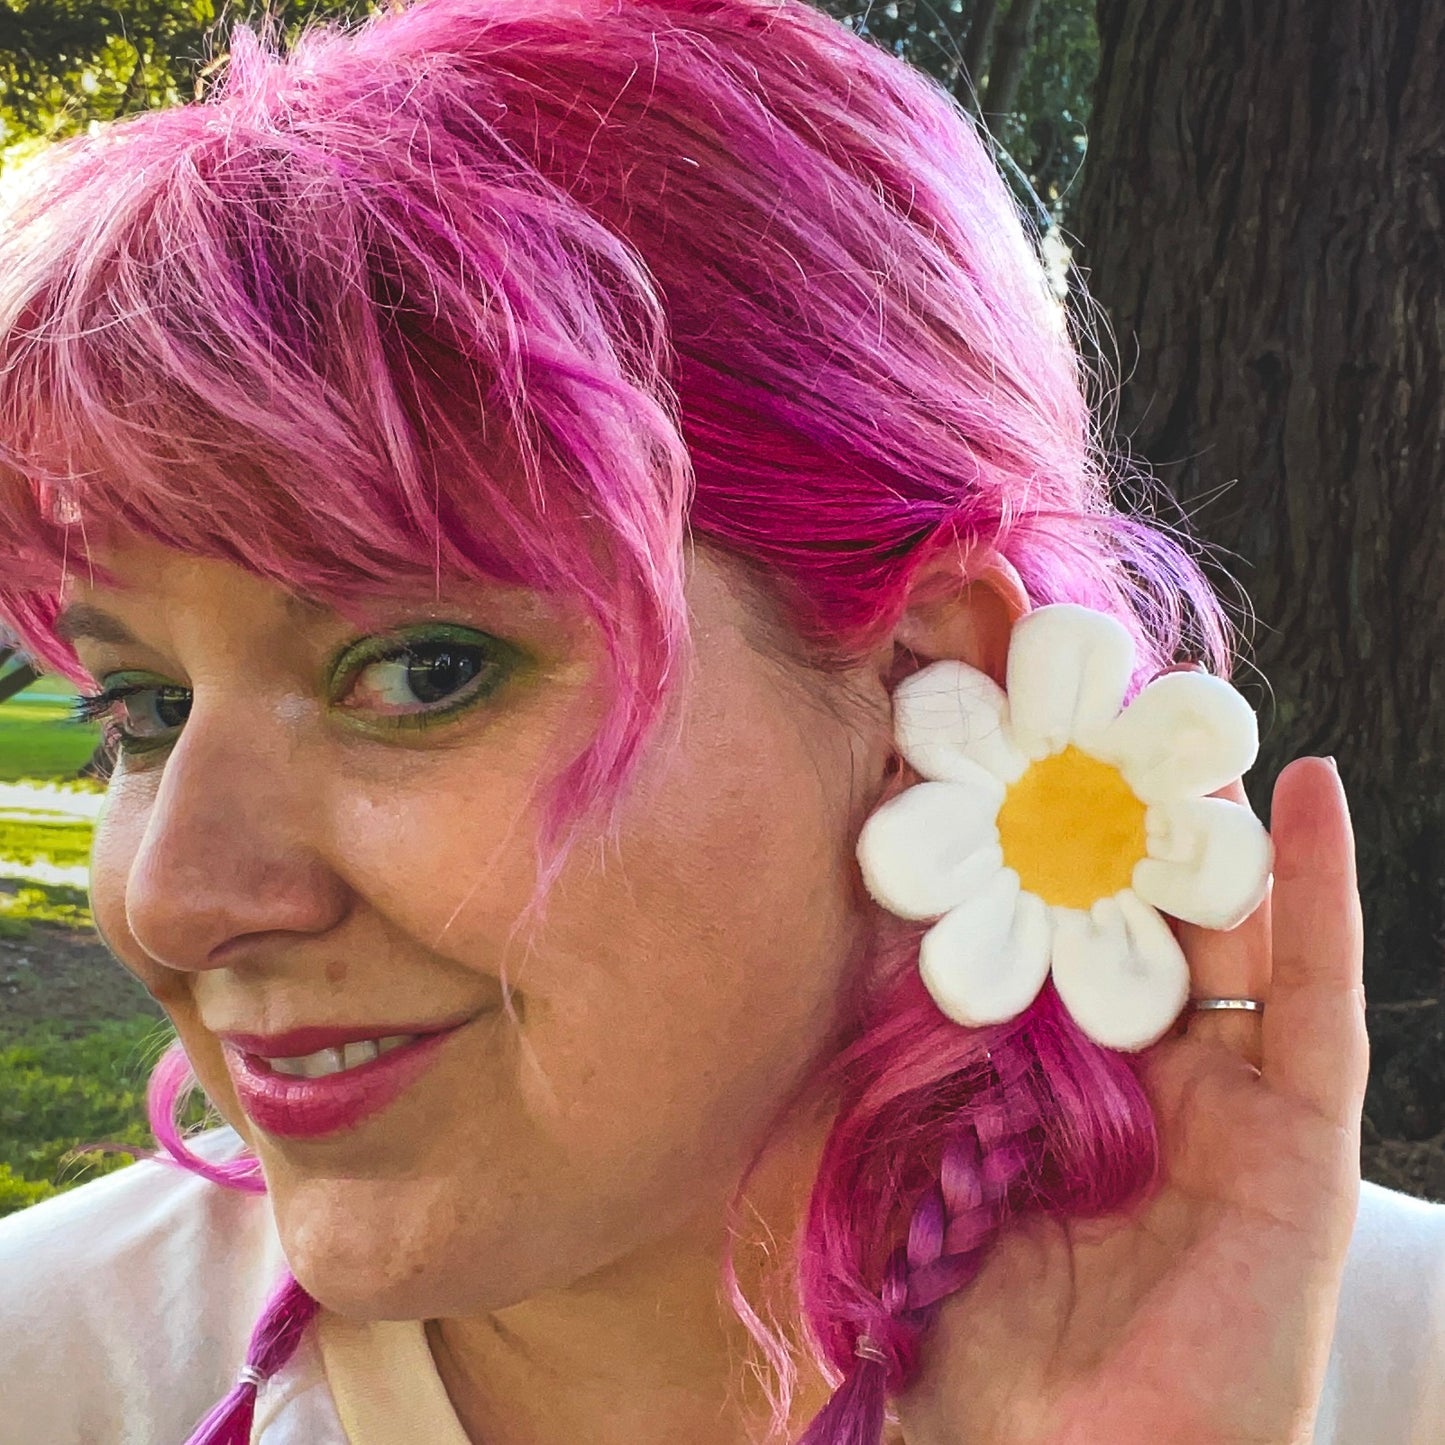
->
xmin=982 ymin=0 xmax=1043 ymax=115
xmin=960 ymin=0 xmax=1000 ymax=107
xmin=1077 ymin=1 xmax=1445 ymax=1147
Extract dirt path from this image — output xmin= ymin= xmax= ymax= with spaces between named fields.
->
xmin=0 ymin=923 xmax=163 ymax=1045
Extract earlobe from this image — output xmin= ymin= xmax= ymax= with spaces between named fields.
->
xmin=890 ymin=550 xmax=1031 ymax=689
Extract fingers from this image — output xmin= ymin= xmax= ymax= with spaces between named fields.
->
xmin=1176 ymin=777 xmax=1272 ymax=1067
xmin=1260 ymin=756 xmax=1368 ymax=1123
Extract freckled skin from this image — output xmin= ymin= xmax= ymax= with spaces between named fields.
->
xmin=75 ymin=536 xmax=891 ymax=1320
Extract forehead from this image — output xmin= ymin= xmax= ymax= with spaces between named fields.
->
xmin=53 ymin=593 xmax=328 ymax=651
xmin=52 ymin=535 xmax=596 ymax=662
xmin=55 ymin=542 xmax=337 ymax=643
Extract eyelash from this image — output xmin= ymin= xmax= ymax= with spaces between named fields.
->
xmin=68 ymin=637 xmax=512 ymax=758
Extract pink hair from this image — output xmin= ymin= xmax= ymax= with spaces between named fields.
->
xmin=0 ymin=0 xmax=1234 ymax=1440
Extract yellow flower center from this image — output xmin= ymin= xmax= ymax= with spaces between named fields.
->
xmin=995 ymin=744 xmax=1148 ymax=909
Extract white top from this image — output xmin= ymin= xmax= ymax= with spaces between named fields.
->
xmin=1 ymin=1126 xmax=1442 ymax=1444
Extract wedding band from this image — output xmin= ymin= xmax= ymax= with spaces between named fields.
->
xmin=1191 ymin=998 xmax=1265 ymax=1013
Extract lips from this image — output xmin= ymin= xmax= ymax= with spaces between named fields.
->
xmin=217 ymin=1016 xmax=476 ymax=1060
xmin=221 ymin=1019 xmax=470 ymax=1139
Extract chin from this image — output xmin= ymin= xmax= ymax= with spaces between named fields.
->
xmin=272 ymin=1177 xmax=584 ymax=1319
xmin=291 ymin=1246 xmax=566 ymax=1322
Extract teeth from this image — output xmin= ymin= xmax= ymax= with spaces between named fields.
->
xmin=342 ymin=1041 xmax=379 ymax=1071
xmin=269 ymin=1047 xmax=348 ymax=1079
xmin=268 ymin=1034 xmax=421 ymax=1078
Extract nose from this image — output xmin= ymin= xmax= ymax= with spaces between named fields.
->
xmin=117 ymin=700 xmax=351 ymax=972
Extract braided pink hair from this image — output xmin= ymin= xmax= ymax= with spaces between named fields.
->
xmin=791 ymin=975 xmax=1154 ymax=1441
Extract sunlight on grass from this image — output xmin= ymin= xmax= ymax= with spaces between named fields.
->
xmin=0 ymin=882 xmax=93 ymax=939
xmin=0 ymin=686 xmax=100 ymax=886
xmin=0 ymin=816 xmax=94 ymax=870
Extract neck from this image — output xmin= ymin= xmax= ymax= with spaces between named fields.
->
xmin=424 ymin=1106 xmax=842 ymax=1445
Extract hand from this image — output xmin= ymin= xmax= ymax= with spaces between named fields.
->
xmin=895 ymin=756 xmax=1368 ymax=1445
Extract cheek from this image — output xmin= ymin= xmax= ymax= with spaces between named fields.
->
xmin=85 ymin=782 xmax=252 ymax=1134
xmin=88 ymin=783 xmax=164 ymax=989
xmin=499 ymin=727 xmax=866 ymax=1186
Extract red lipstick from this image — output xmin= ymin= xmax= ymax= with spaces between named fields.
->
xmin=217 ymin=1019 xmax=471 ymax=1059
xmin=221 ymin=1020 xmax=470 ymax=1140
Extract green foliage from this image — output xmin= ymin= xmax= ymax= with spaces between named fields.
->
xmin=0 ymin=816 xmax=93 ymax=869
xmin=1 ymin=0 xmax=1098 ymax=223
xmin=0 ymin=0 xmax=377 ymax=154
xmin=0 ymin=1013 xmax=216 ymax=1219
xmin=808 ymin=1 xmax=1097 ymax=222
xmin=0 ymin=1160 xmax=57 ymax=1211
xmin=1000 ymin=0 xmax=1098 ymax=212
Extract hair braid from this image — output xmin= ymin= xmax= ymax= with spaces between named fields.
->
xmin=796 ymin=980 xmax=1159 ymax=1444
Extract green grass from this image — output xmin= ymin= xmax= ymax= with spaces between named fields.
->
xmin=0 ymin=881 xmax=93 ymax=939
xmin=0 ymin=676 xmax=101 ymax=941
xmin=0 ymin=679 xmax=164 ymax=1216
xmin=0 ymin=685 xmax=104 ymax=783
xmin=0 ymin=1015 xmax=217 ymax=1218
xmin=0 ymin=764 xmax=99 ymax=938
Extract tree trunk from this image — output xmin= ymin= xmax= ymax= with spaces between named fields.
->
xmin=982 ymin=0 xmax=1043 ymax=115
xmin=960 ymin=0 xmax=1000 ymax=106
xmin=1077 ymin=1 xmax=1445 ymax=1158
xmin=0 ymin=660 xmax=38 ymax=705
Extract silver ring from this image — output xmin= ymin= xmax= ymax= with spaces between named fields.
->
xmin=236 ymin=1364 xmax=266 ymax=1389
xmin=1191 ymin=997 xmax=1265 ymax=1013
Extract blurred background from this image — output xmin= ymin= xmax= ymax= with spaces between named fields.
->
xmin=1 ymin=0 xmax=1440 ymax=1213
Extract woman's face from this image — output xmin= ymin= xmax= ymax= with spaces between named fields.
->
xmin=66 ymin=535 xmax=889 ymax=1317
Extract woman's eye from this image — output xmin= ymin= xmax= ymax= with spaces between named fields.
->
xmin=70 ymin=632 xmax=515 ymax=759
xmin=69 ymin=685 xmax=192 ymax=754
xmin=340 ymin=639 xmax=504 ymax=718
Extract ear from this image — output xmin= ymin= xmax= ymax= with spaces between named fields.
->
xmin=889 ymin=548 xmax=1030 ymax=689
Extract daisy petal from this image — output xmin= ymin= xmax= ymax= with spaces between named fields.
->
xmin=1134 ymin=796 xmax=1273 ymax=928
xmin=1050 ymin=890 xmax=1190 ymax=1051
xmin=857 ymin=777 xmax=1006 ymax=921
xmin=919 ymin=872 xmax=1051 ymax=1027
xmin=1006 ymin=604 xmax=1136 ymax=760
xmin=893 ymin=660 xmax=1028 ymax=785
xmin=1092 ymin=671 xmax=1259 ymax=803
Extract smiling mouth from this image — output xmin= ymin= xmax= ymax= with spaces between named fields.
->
xmin=256 ymin=1033 xmax=432 ymax=1077
xmin=222 ymin=1021 xmax=474 ymax=1140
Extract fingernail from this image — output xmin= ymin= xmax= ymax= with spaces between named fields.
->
xmin=1325 ymin=755 xmax=1339 ymax=773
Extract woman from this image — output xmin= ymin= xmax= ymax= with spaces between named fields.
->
xmin=0 ymin=1 xmax=1441 ymax=1442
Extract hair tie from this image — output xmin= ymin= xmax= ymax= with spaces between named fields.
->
xmin=854 ymin=1334 xmax=889 ymax=1366
xmin=236 ymin=1364 xmax=266 ymax=1389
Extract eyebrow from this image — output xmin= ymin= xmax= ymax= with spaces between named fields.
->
xmin=53 ymin=594 xmax=332 ymax=648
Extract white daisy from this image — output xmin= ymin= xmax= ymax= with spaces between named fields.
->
xmin=856 ymin=604 xmax=1273 ymax=1052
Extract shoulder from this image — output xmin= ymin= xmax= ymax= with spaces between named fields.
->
xmin=0 ymin=1126 xmax=289 ymax=1445
xmin=1316 ymin=1180 xmax=1445 ymax=1444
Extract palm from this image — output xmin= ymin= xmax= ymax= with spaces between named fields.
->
xmin=899 ymin=758 xmax=1367 ymax=1445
